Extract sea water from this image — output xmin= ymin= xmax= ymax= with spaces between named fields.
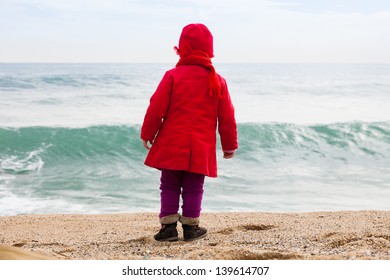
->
xmin=1 ymin=63 xmax=389 ymax=215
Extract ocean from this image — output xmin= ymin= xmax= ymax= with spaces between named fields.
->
xmin=1 ymin=63 xmax=390 ymax=216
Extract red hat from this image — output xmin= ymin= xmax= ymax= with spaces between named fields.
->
xmin=177 ymin=23 xmax=214 ymax=58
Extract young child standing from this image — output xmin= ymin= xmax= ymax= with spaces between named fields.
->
xmin=141 ymin=23 xmax=238 ymax=241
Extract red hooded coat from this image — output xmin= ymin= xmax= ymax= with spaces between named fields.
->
xmin=141 ymin=24 xmax=238 ymax=177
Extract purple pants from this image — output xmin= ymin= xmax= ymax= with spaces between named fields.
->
xmin=159 ymin=169 xmax=205 ymax=219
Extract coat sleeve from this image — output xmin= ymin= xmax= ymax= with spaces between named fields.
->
xmin=140 ymin=71 xmax=173 ymax=142
xmin=217 ymin=77 xmax=238 ymax=152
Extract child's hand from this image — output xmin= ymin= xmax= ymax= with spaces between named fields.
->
xmin=142 ymin=139 xmax=153 ymax=150
xmin=223 ymin=151 xmax=235 ymax=159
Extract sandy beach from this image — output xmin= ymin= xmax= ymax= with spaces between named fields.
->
xmin=1 ymin=211 xmax=390 ymax=260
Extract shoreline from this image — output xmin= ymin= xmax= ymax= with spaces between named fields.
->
xmin=1 ymin=211 xmax=390 ymax=260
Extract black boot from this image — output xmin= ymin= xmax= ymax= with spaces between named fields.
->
xmin=154 ymin=223 xmax=178 ymax=241
xmin=182 ymin=224 xmax=207 ymax=241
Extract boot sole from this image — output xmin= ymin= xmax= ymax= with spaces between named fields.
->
xmin=184 ymin=232 xmax=207 ymax=242
xmin=154 ymin=236 xmax=179 ymax=242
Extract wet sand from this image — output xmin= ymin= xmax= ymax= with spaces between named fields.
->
xmin=1 ymin=211 xmax=389 ymax=260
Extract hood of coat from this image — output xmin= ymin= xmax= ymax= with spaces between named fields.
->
xmin=177 ymin=23 xmax=214 ymax=58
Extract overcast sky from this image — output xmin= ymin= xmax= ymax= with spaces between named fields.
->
xmin=1 ymin=0 xmax=390 ymax=63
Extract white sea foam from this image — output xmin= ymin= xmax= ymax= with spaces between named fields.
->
xmin=0 ymin=148 xmax=45 ymax=174
xmin=0 ymin=192 xmax=93 ymax=216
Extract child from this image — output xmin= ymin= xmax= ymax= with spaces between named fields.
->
xmin=141 ymin=23 xmax=238 ymax=241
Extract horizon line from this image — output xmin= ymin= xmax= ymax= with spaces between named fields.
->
xmin=2 ymin=61 xmax=390 ymax=64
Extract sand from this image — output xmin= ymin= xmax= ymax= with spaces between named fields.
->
xmin=1 ymin=211 xmax=390 ymax=260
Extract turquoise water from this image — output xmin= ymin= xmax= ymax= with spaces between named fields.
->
xmin=1 ymin=63 xmax=390 ymax=215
